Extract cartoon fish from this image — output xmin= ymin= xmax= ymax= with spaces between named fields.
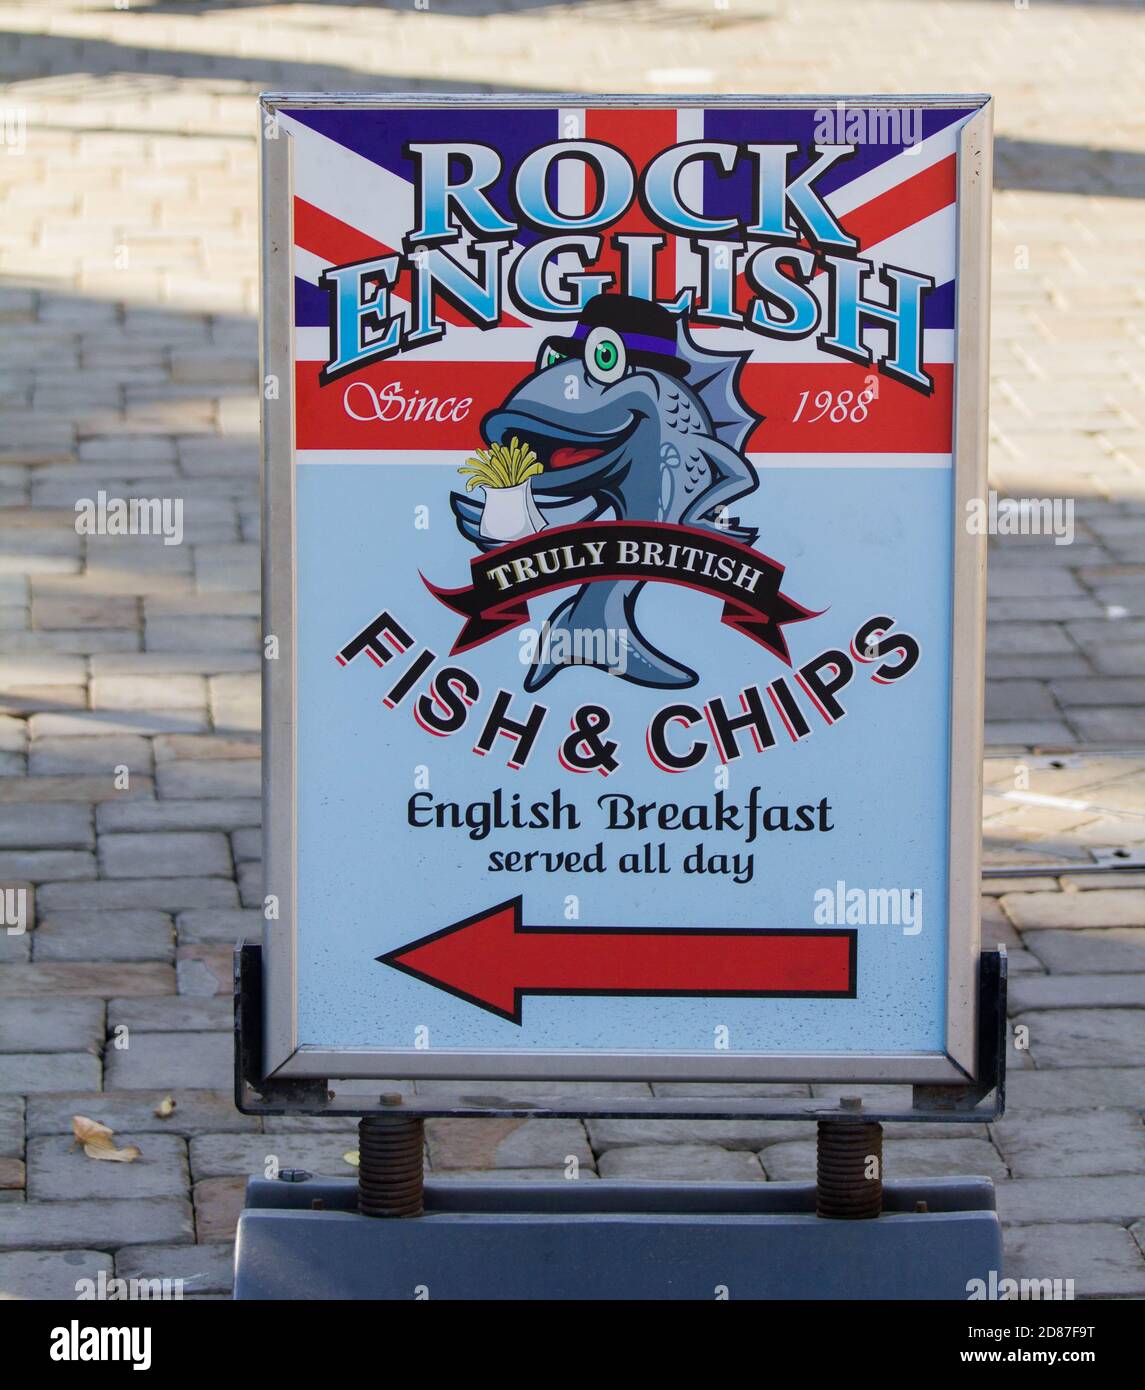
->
xmin=450 ymin=293 xmax=761 ymax=690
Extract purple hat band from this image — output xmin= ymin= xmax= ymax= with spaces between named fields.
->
xmin=571 ymin=323 xmax=678 ymax=358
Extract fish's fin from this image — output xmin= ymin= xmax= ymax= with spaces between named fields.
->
xmin=675 ymin=321 xmax=760 ymax=452
xmin=678 ymin=437 xmax=759 ymax=535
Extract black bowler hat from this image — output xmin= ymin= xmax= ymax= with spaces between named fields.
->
xmin=547 ymin=293 xmax=689 ymax=379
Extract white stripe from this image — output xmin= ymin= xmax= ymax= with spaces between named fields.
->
xmin=681 ymin=324 xmax=953 ymax=364
xmin=825 ymin=125 xmax=961 ymax=218
xmin=296 ymin=450 xmax=952 ymax=469
xmin=858 ymin=204 xmax=955 ymax=288
xmin=675 ymin=107 xmax=705 ymax=301
xmin=283 ymin=112 xmax=415 ymax=254
xmin=298 ymin=450 xmax=473 ymax=466
xmin=285 ymin=113 xmax=546 ymax=331
xmin=294 ymin=245 xmax=331 ymax=286
xmin=295 ymin=323 xmax=954 ymax=366
xmin=557 ymin=107 xmax=587 ymax=216
xmin=749 ymin=452 xmax=951 ymax=469
xmin=295 ymin=325 xmax=549 ymax=362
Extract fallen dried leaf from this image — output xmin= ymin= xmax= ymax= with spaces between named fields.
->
xmin=154 ymin=1096 xmax=176 ymax=1119
xmin=71 ymin=1115 xmax=112 ymax=1145
xmin=343 ymin=1151 xmax=359 ymax=1167
xmin=71 ymin=1114 xmax=141 ymax=1163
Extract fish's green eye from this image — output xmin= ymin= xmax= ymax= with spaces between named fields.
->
xmin=583 ymin=326 xmax=626 ymax=384
xmin=537 ymin=342 xmax=566 ymax=371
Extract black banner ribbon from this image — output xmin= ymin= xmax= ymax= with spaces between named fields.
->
xmin=423 ymin=520 xmax=820 ymax=664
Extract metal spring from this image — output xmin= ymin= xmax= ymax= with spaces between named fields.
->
xmin=357 ymin=1116 xmax=425 ymax=1219
xmin=815 ymin=1119 xmax=883 ymax=1220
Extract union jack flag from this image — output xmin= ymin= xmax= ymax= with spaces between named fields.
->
xmin=278 ymin=102 xmax=974 ymax=470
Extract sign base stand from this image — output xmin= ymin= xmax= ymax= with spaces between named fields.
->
xmin=232 ymin=1175 xmax=1002 ymax=1300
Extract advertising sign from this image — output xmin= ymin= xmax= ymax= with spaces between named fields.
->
xmin=260 ymin=95 xmax=991 ymax=1084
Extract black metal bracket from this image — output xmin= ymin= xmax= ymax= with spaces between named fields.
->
xmin=234 ymin=942 xmax=1007 ymax=1124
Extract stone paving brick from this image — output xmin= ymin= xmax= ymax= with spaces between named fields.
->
xmin=1 ymin=1054 xmax=102 ymax=1093
xmin=192 ymin=1177 xmax=246 ymax=1243
xmin=0 ymin=1250 xmax=114 ymax=1300
xmin=27 ymin=1091 xmax=258 ymax=1138
xmin=34 ymin=709 xmax=209 ymax=737
xmin=997 ymin=1176 xmax=1145 ymax=1227
xmin=209 ymin=673 xmax=259 ymax=733
xmin=29 ymin=735 xmax=151 ymax=778
xmin=231 ymin=829 xmax=260 ymax=863
xmin=0 ymin=804 xmax=92 ymax=850
xmin=190 ymin=1133 xmax=360 ymax=1181
xmin=991 ymin=1110 xmax=1145 ymax=1179
xmin=104 ymin=1031 xmax=232 ymax=1091
xmin=1008 ymin=972 xmax=1145 ymax=1010
xmin=0 ymin=655 xmax=84 ymax=690
xmin=0 ymin=850 xmax=94 ymax=883
xmin=1017 ymin=1008 xmax=1145 ymax=1068
xmin=116 ymin=1241 xmax=233 ymax=1296
xmin=155 ymin=760 xmax=260 ymax=799
xmin=0 ymin=963 xmax=174 ymax=998
xmin=176 ymin=908 xmax=261 ymax=945
xmin=0 ymin=1198 xmax=194 ymax=1250
xmin=0 ymin=776 xmax=155 ymax=804
xmin=109 ymin=996 xmax=230 ymax=1033
xmin=587 ymin=1118 xmax=812 ymax=1150
xmin=97 ymin=799 xmax=261 ymax=833
xmin=1071 ymin=708 xmax=1145 ymax=741
xmin=98 ymin=830 xmax=232 ymax=879
xmin=0 ymin=1157 xmax=25 ymax=1189
xmin=1006 ymin=1068 xmax=1145 ymax=1112
xmin=597 ymin=1144 xmax=765 ymax=1182
xmin=33 ymin=910 xmax=174 ymax=963
xmin=0 ymin=996 xmax=103 ymax=1054
xmin=1002 ymin=889 xmax=1145 ymax=930
xmin=33 ymin=594 xmax=139 ymax=630
xmin=236 ymin=860 xmax=262 ymax=906
xmin=1025 ymin=928 xmax=1145 ymax=974
xmin=153 ymin=734 xmax=258 ymax=762
xmin=0 ymin=1096 xmax=24 ymax=1157
xmin=27 ymin=1134 xmax=189 ymax=1202
xmin=1005 ymin=1223 xmax=1145 ymax=1299
xmin=38 ymin=878 xmax=238 ymax=912
xmin=430 ymin=1168 xmax=600 ymax=1183
xmin=89 ymin=652 xmax=259 ymax=678
xmin=426 ymin=1117 xmax=592 ymax=1171
xmin=175 ymin=945 xmax=234 ymax=997
xmin=145 ymin=616 xmax=258 ymax=652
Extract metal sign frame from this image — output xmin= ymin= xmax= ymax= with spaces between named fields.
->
xmin=258 ymin=93 xmax=992 ymax=1089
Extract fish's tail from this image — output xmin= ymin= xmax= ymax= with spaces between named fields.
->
xmin=524 ymin=580 xmax=697 ymax=691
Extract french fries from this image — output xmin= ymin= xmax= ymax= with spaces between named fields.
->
xmin=458 ymin=436 xmax=543 ymax=491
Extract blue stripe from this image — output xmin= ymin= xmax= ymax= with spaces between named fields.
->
xmin=925 ymin=278 xmax=955 ymax=330
xmin=295 ymin=276 xmax=329 ymax=328
xmin=700 ymin=107 xmax=976 ymax=234
xmin=282 ymin=106 xmax=560 ymax=247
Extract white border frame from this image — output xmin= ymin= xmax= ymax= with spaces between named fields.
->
xmin=259 ymin=94 xmax=992 ymax=1084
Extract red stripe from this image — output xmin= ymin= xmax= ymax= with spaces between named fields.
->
xmin=296 ymin=358 xmax=952 ymax=454
xmin=584 ymin=107 xmax=679 ymax=301
xmin=836 ymin=154 xmax=957 ymax=262
xmin=731 ymin=153 xmax=957 ymax=310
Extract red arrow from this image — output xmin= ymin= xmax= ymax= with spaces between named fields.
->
xmin=379 ymin=897 xmax=856 ymax=1024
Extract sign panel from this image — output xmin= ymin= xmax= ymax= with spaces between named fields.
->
xmin=260 ymin=95 xmax=991 ymax=1083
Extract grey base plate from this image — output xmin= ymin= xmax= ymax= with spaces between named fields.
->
xmin=234 ymin=1176 xmax=1003 ymax=1300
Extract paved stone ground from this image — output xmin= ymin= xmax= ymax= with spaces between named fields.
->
xmin=1 ymin=0 xmax=1144 ymax=1300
